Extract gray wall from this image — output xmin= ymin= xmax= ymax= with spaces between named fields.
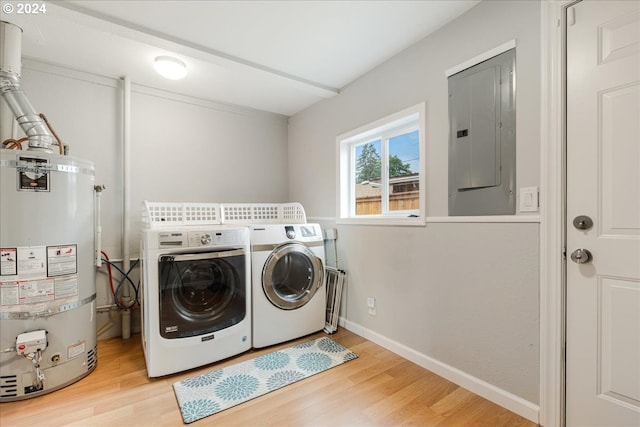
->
xmin=288 ymin=0 xmax=540 ymax=404
xmin=17 ymin=60 xmax=289 ymax=338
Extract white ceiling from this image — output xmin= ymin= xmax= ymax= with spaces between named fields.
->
xmin=3 ymin=0 xmax=480 ymax=116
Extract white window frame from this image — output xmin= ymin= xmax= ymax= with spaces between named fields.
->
xmin=336 ymin=102 xmax=426 ymax=226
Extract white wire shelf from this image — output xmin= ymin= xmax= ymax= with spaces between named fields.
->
xmin=141 ymin=202 xmax=222 ymax=228
xmin=222 ymin=203 xmax=306 ymax=224
xmin=142 ymin=201 xmax=306 ymax=228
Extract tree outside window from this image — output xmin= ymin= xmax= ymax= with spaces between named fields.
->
xmin=354 ymin=130 xmax=419 ymax=215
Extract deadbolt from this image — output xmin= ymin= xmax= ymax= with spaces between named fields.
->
xmin=570 ymin=248 xmax=593 ymax=264
xmin=573 ymin=215 xmax=593 ymax=230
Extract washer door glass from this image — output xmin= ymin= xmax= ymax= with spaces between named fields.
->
xmin=262 ymin=243 xmax=324 ymax=310
xmin=158 ymin=249 xmax=246 ymax=339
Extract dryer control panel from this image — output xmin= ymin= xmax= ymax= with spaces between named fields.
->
xmin=284 ymin=225 xmax=319 ymax=240
xmin=285 ymin=226 xmax=296 ymax=239
xmin=300 ymin=225 xmax=318 ymax=237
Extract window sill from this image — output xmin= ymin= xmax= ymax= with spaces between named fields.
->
xmin=336 ymin=216 xmax=426 ymax=227
xmin=427 ymin=215 xmax=540 ymax=223
xmin=327 ymin=214 xmax=540 ymax=226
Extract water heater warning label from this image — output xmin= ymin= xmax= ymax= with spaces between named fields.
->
xmin=16 ymin=247 xmax=47 ymax=279
xmin=47 ymin=245 xmax=77 ymax=276
xmin=0 ymin=245 xmax=78 ymax=280
xmin=1 ymin=275 xmax=79 ymax=311
xmin=0 ymin=278 xmax=55 ymax=306
xmin=0 ymin=244 xmax=80 ymax=314
xmin=0 ymin=248 xmax=17 ymax=276
xmin=68 ymin=341 xmax=86 ymax=360
xmin=17 ymin=156 xmax=50 ymax=191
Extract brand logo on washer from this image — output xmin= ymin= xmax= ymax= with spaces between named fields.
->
xmin=201 ymin=334 xmax=215 ymax=342
xmin=165 ymin=325 xmax=178 ymax=333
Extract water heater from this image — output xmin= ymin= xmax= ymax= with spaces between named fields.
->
xmin=0 ymin=21 xmax=97 ymax=401
xmin=0 ymin=151 xmax=98 ymax=401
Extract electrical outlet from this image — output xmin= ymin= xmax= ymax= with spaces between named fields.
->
xmin=367 ymin=297 xmax=376 ymax=316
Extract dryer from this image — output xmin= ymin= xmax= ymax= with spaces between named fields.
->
xmin=140 ymin=226 xmax=251 ymax=377
xmin=250 ymin=223 xmax=326 ymax=348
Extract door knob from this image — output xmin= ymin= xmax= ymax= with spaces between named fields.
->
xmin=570 ymin=248 xmax=593 ymax=264
xmin=573 ymin=215 xmax=593 ymax=230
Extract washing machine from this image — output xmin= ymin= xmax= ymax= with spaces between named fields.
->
xmin=140 ymin=226 xmax=251 ymax=377
xmin=251 ymin=223 xmax=326 ymax=348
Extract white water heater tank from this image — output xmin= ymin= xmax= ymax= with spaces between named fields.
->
xmin=0 ymin=150 xmax=97 ymax=401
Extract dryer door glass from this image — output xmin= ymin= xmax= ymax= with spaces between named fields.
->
xmin=262 ymin=243 xmax=324 ymax=310
xmin=158 ymin=249 xmax=246 ymax=339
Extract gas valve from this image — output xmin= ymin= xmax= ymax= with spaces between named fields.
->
xmin=16 ymin=330 xmax=47 ymax=356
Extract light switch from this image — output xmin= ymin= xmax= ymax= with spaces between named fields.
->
xmin=519 ymin=187 xmax=539 ymax=212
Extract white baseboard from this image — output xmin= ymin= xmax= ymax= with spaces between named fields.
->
xmin=339 ymin=317 xmax=540 ymax=424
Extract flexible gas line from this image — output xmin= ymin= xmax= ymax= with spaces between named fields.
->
xmin=24 ymin=350 xmax=45 ymax=389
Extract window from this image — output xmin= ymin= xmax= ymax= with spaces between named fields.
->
xmin=337 ymin=103 xmax=425 ymax=225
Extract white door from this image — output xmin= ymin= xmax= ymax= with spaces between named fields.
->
xmin=566 ymin=1 xmax=640 ymax=426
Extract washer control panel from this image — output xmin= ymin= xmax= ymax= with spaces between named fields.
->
xmin=188 ymin=229 xmax=246 ymax=247
xmin=154 ymin=228 xmax=248 ymax=249
xmin=200 ymin=233 xmax=212 ymax=245
xmin=158 ymin=231 xmax=187 ymax=247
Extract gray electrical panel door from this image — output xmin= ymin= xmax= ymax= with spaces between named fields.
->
xmin=448 ymin=48 xmax=516 ymax=215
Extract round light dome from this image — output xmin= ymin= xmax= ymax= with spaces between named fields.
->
xmin=154 ymin=56 xmax=187 ymax=80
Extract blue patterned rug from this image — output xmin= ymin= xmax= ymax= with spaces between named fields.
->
xmin=173 ymin=336 xmax=358 ymax=424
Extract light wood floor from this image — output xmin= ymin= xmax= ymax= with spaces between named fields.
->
xmin=0 ymin=329 xmax=538 ymax=426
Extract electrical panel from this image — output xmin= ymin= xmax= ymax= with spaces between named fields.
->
xmin=448 ymin=48 xmax=516 ymax=216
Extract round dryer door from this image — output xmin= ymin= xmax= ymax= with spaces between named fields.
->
xmin=262 ymin=243 xmax=324 ymax=310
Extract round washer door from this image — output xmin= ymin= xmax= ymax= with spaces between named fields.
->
xmin=171 ymin=258 xmax=238 ymax=320
xmin=262 ymin=243 xmax=324 ymax=310
xmin=159 ymin=249 xmax=247 ymax=339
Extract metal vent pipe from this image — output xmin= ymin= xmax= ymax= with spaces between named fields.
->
xmin=0 ymin=20 xmax=54 ymax=151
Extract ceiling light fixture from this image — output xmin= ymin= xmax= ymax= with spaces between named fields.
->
xmin=154 ymin=56 xmax=187 ymax=80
